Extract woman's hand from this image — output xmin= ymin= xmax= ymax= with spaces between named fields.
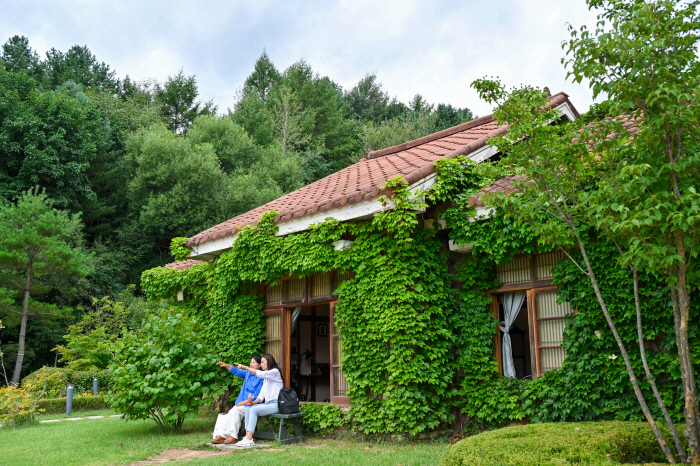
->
xmin=235 ymin=363 xmax=247 ymax=370
xmin=216 ymin=361 xmax=233 ymax=371
xmin=248 ymin=398 xmax=260 ymax=406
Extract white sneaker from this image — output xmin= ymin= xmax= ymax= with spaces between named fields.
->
xmin=237 ymin=437 xmax=255 ymax=447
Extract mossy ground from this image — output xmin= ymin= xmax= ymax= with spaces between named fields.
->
xmin=441 ymin=421 xmax=682 ymax=466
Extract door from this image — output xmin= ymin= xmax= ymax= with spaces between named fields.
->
xmin=329 ymin=301 xmax=349 ymax=406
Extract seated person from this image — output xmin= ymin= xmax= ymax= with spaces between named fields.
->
xmin=235 ymin=353 xmax=284 ymax=447
xmin=211 ymin=355 xmax=264 ymax=444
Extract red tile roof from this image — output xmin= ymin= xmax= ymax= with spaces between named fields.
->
xmin=186 ymin=92 xmax=578 ymax=249
xmin=164 ymin=259 xmax=204 ymax=270
xmin=468 ymin=175 xmax=530 ymax=207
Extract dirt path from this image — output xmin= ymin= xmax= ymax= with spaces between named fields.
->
xmin=128 ymin=448 xmax=231 ymax=465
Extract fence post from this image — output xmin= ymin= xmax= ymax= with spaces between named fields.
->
xmin=66 ymin=384 xmax=74 ymax=415
xmin=93 ymin=377 xmax=98 ymax=396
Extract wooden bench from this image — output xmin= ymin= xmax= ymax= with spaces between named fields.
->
xmin=252 ymin=412 xmax=307 ymax=444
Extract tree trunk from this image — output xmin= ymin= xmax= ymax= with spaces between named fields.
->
xmin=576 ymin=236 xmax=677 ymax=463
xmin=672 ymin=264 xmax=700 ymax=464
xmin=11 ymin=270 xmax=31 ymax=386
xmin=632 ymin=269 xmax=686 ymax=463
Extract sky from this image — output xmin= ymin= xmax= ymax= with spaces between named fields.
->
xmin=0 ymin=0 xmax=601 ymax=117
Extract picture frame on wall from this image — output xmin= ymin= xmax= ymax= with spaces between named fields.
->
xmin=317 ymin=323 xmax=328 ymax=337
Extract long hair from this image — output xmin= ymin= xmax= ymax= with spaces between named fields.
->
xmin=262 ymin=353 xmax=282 ymax=381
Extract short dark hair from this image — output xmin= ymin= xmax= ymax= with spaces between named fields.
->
xmin=251 ymin=355 xmax=262 ymax=364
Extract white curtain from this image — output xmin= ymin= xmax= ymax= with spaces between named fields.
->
xmin=500 ymin=292 xmax=526 ymax=378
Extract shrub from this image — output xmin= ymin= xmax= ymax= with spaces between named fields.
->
xmin=0 ymin=385 xmax=35 ymax=427
xmin=107 ymin=310 xmax=225 ymax=432
xmin=21 ymin=367 xmax=114 ymax=398
xmin=300 ymin=402 xmax=350 ymax=434
xmin=36 ymin=395 xmax=110 ymax=414
xmin=441 ymin=421 xmax=682 ymax=465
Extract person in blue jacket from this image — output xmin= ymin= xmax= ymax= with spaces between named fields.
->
xmin=211 ymin=355 xmax=264 ymax=444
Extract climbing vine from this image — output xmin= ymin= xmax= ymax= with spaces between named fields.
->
xmin=170 ymin=237 xmax=190 ymax=262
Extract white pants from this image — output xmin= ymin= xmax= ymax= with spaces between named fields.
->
xmin=212 ymin=406 xmax=245 ymax=439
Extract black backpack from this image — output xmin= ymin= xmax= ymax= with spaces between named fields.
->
xmin=277 ymin=387 xmax=300 ymax=414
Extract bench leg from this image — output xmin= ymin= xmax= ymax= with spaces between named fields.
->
xmin=293 ymin=420 xmax=304 ymax=443
xmin=277 ymin=418 xmax=287 ymax=444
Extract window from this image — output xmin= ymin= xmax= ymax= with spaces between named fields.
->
xmin=532 ymin=287 xmax=573 ymax=375
xmin=311 ymin=272 xmax=333 ymax=299
xmin=282 ymin=277 xmax=305 ymax=302
xmin=265 ymin=283 xmax=281 ymax=306
xmin=263 ymin=311 xmax=283 ymax=364
xmin=492 ymin=252 xmax=573 ymax=378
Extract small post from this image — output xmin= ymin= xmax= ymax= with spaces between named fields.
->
xmin=93 ymin=377 xmax=98 ymax=396
xmin=66 ymin=384 xmax=74 ymax=415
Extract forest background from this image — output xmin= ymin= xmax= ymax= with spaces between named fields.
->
xmin=0 ymin=35 xmax=475 ymax=383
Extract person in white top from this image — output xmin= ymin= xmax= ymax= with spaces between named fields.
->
xmin=235 ymin=353 xmax=284 ymax=447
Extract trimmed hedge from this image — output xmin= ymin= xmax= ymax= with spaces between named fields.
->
xmin=21 ymin=367 xmax=114 ymax=398
xmin=441 ymin=422 xmax=682 ymax=465
xmin=36 ymin=395 xmax=110 ymax=415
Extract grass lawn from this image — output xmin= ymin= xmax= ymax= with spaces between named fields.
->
xmin=0 ymin=412 xmax=447 ymax=466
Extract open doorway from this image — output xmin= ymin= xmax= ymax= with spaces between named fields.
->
xmin=288 ymin=304 xmax=331 ymax=402
xmin=496 ymin=294 xmax=532 ymax=380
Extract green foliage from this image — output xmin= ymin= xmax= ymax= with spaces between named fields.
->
xmin=155 ymin=69 xmax=215 ymax=134
xmin=357 ymin=111 xmax=437 ymax=155
xmin=107 ymin=310 xmax=224 ymax=432
xmin=299 ymin=402 xmax=349 ymax=434
xmin=21 ymin=367 xmax=114 ymax=398
xmin=124 ymin=123 xmax=231 ymax=237
xmin=36 ymin=395 xmax=110 ymax=414
xmin=187 ymin=115 xmax=258 ymax=174
xmin=170 ymin=237 xmax=190 ymax=262
xmin=0 ymin=68 xmax=108 ymax=209
xmin=43 ymin=45 xmax=119 ymax=92
xmin=54 ymin=286 xmax=164 ymax=370
xmin=0 ymin=36 xmax=43 ymax=79
xmin=441 ymin=422 xmax=681 ymax=466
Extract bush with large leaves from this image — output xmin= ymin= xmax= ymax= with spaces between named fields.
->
xmin=107 ymin=310 xmax=224 ymax=432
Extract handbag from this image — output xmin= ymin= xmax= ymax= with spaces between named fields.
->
xmin=277 ymin=387 xmax=300 ymax=414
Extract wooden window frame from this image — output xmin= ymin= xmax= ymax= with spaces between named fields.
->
xmin=263 ymin=271 xmax=357 ymax=310
xmin=493 ymin=285 xmax=569 ymax=379
xmin=531 ymin=286 xmax=567 ymax=377
xmin=329 ymin=301 xmax=350 ymax=406
xmin=263 ymin=308 xmax=290 ymax=387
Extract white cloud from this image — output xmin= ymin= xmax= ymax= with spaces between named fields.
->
xmin=0 ymin=0 xmax=600 ymax=116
